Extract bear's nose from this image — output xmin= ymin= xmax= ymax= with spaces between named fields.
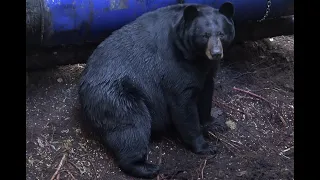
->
xmin=211 ymin=50 xmax=223 ymax=60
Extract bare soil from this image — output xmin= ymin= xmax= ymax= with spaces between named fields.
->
xmin=26 ymin=35 xmax=294 ymax=180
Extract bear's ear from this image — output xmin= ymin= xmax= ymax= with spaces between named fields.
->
xmin=219 ymin=2 xmax=235 ymax=19
xmin=183 ymin=5 xmax=199 ymax=22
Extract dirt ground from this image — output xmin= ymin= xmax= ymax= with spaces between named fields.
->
xmin=26 ymin=35 xmax=294 ymax=180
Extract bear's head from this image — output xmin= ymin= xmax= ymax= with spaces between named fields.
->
xmin=175 ymin=3 xmax=235 ymax=61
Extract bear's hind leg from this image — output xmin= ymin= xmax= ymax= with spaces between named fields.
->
xmin=102 ymin=115 xmax=160 ymax=179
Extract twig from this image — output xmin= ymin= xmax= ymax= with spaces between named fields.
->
xmin=201 ymin=159 xmax=207 ymax=179
xmin=66 ymin=170 xmax=76 ymax=180
xmin=278 ymin=114 xmax=287 ymax=126
xmin=67 ymin=161 xmax=81 ymax=174
xmin=230 ymin=140 xmax=243 ymax=145
xmin=281 ymin=146 xmax=294 ymax=153
xmin=279 ymin=146 xmax=293 ymax=159
xmin=50 ymin=153 xmax=68 ymax=180
xmin=215 ymin=132 xmax=229 ymax=141
xmin=208 ymin=131 xmax=240 ymax=150
xmin=60 ymin=170 xmax=76 ymax=180
xmin=233 ymin=87 xmax=276 ymax=107
xmin=280 ymin=154 xmax=290 ymax=159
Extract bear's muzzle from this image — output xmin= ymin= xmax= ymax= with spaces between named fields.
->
xmin=205 ymin=37 xmax=224 ymax=61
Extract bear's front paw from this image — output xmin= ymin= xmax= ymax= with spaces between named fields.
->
xmin=190 ymin=137 xmax=217 ymax=155
xmin=142 ymin=163 xmax=161 ymax=178
xmin=120 ymin=162 xmax=160 ymax=179
xmin=193 ymin=142 xmax=218 ymax=155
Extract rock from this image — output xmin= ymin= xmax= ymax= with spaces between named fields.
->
xmin=57 ymin=78 xmax=63 ymax=83
xmin=226 ymin=120 xmax=237 ymax=130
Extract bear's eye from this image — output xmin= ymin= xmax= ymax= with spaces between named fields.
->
xmin=217 ymin=31 xmax=224 ymax=37
xmin=202 ymin=32 xmax=211 ymax=39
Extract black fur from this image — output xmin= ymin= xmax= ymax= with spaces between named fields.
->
xmin=78 ymin=3 xmax=235 ymax=179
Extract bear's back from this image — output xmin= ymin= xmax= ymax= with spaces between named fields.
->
xmin=81 ymin=5 xmax=190 ymax=85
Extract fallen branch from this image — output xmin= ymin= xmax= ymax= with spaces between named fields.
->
xmin=50 ymin=153 xmax=68 ymax=180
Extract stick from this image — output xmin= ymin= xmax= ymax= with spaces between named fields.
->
xmin=66 ymin=170 xmax=76 ymax=180
xmin=208 ymin=131 xmax=240 ymax=150
xmin=279 ymin=146 xmax=293 ymax=159
xmin=278 ymin=114 xmax=287 ymax=126
xmin=50 ymin=153 xmax=68 ymax=180
xmin=281 ymin=146 xmax=294 ymax=153
xmin=67 ymin=161 xmax=81 ymax=174
xmin=201 ymin=159 xmax=207 ymax=179
xmin=233 ymin=87 xmax=276 ymax=107
xmin=60 ymin=170 xmax=76 ymax=180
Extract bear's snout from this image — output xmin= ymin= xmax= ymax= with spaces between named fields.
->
xmin=211 ymin=48 xmax=223 ymax=60
xmin=205 ymin=37 xmax=224 ymax=61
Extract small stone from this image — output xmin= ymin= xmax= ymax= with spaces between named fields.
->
xmin=225 ymin=120 xmax=236 ymax=130
xmin=57 ymin=78 xmax=63 ymax=83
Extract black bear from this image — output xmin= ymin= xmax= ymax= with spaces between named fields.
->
xmin=79 ymin=3 xmax=235 ymax=179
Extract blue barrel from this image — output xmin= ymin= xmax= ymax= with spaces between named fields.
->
xmin=26 ymin=0 xmax=294 ymax=47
